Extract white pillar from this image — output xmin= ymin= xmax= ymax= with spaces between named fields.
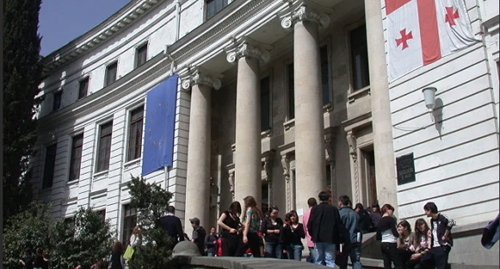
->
xmin=364 ymin=1 xmax=398 ymax=211
xmin=226 ymin=38 xmax=270 ymax=205
xmin=182 ymin=69 xmax=221 ymax=229
xmin=281 ymin=5 xmax=330 ymax=213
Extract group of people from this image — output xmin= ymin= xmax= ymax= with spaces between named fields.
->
xmin=19 ymin=248 xmax=50 ymax=269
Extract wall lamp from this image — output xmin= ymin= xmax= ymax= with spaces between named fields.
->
xmin=422 ymin=87 xmax=437 ymax=111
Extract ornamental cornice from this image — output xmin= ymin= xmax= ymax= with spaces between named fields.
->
xmin=42 ymin=0 xmax=171 ymax=73
xmin=224 ymin=37 xmax=272 ymax=63
xmin=180 ymin=67 xmax=222 ymax=91
xmin=279 ymin=1 xmax=331 ymax=29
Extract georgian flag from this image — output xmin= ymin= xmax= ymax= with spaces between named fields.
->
xmin=386 ymin=0 xmax=478 ymax=81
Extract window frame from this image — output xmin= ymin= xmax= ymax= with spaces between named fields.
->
xmin=135 ymin=43 xmax=148 ymax=68
xmin=286 ymin=62 xmax=295 ymax=120
xmin=260 ymin=74 xmax=272 ymax=132
xmin=68 ymin=133 xmax=84 ymax=182
xmin=320 ymin=44 xmax=332 ymax=106
xmin=122 ymin=204 xmax=137 ymax=245
xmin=127 ymin=105 xmax=144 ymax=162
xmin=104 ymin=61 xmax=118 ymax=87
xmin=348 ymin=23 xmax=370 ymax=92
xmin=53 ymin=90 xmax=63 ymax=111
xmin=205 ymin=0 xmax=229 ymax=20
xmin=96 ymin=121 xmax=113 ymax=173
xmin=78 ymin=77 xmax=89 ymax=99
xmin=42 ymin=143 xmax=58 ymax=189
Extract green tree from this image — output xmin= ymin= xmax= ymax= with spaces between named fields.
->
xmin=126 ymin=176 xmax=175 ymax=269
xmin=3 ymin=201 xmax=53 ymax=269
xmin=3 ymin=0 xmax=43 ymax=228
xmin=50 ymin=207 xmax=115 ymax=269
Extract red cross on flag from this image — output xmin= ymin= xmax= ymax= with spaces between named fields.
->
xmin=386 ymin=0 xmax=478 ymax=81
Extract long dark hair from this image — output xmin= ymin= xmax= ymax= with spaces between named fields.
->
xmin=414 ymin=218 xmax=430 ymax=238
xmin=243 ymin=196 xmax=263 ymax=220
xmin=229 ymin=201 xmax=242 ymax=216
xmin=112 ymin=241 xmax=124 ymax=254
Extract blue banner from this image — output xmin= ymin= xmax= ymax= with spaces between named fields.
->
xmin=141 ymin=74 xmax=178 ymax=176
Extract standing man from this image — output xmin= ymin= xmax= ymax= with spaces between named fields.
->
xmin=338 ymin=195 xmax=362 ymax=269
xmin=302 ymin=197 xmax=318 ymax=263
xmin=190 ymin=217 xmax=207 ymax=255
xmin=159 ymin=206 xmax=185 ymax=245
xmin=424 ymin=202 xmax=455 ymax=269
xmin=307 ymin=191 xmax=345 ymax=267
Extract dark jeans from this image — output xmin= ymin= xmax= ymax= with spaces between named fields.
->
xmin=235 ymin=232 xmax=261 ymax=257
xmin=381 ymin=242 xmax=404 ymax=269
xmin=285 ymin=245 xmax=303 ymax=261
xmin=264 ymin=241 xmax=282 ymax=259
xmin=221 ymin=231 xmax=240 ymax=256
xmin=428 ymin=246 xmax=451 ymax=269
xmin=306 ymin=246 xmax=315 ymax=263
xmin=339 ymin=242 xmax=362 ymax=269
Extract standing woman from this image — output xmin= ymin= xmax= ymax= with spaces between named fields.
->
xmin=109 ymin=241 xmax=125 ymax=269
xmin=261 ymin=205 xmax=283 ymax=258
xmin=282 ymin=210 xmax=305 ymax=261
xmin=33 ymin=248 xmax=48 ymax=269
xmin=235 ymin=196 xmax=264 ymax=257
xmin=217 ymin=201 xmax=242 ymax=256
xmin=376 ymin=204 xmax=403 ymax=269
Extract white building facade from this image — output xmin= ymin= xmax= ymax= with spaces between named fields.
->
xmin=34 ymin=0 xmax=498 ymax=266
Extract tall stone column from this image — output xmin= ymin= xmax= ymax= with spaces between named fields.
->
xmin=226 ymin=38 xmax=270 ymax=205
xmin=281 ymin=5 xmax=330 ymax=213
xmin=182 ymin=68 xmax=221 ymax=229
xmin=364 ymin=1 xmax=398 ymax=211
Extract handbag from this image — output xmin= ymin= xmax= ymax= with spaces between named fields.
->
xmin=123 ymin=245 xmax=134 ymax=260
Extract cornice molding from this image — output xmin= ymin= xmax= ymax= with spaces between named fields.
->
xmin=42 ymin=0 xmax=172 ymax=74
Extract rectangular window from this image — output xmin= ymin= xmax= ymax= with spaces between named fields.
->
xmin=42 ymin=143 xmax=57 ymax=189
xmin=53 ymin=91 xmax=62 ymax=111
xmin=122 ymin=205 xmax=137 ymax=245
xmin=287 ymin=63 xmax=295 ymax=119
xmin=68 ymin=133 xmax=84 ymax=181
xmin=96 ymin=121 xmax=113 ymax=172
xmin=105 ymin=62 xmax=118 ymax=87
xmin=260 ymin=76 xmax=271 ymax=132
xmin=135 ymin=44 xmax=148 ymax=68
xmin=78 ymin=77 xmax=89 ymax=99
xmin=320 ymin=45 xmax=331 ymax=105
xmin=206 ymin=0 xmax=229 ymax=20
xmin=97 ymin=209 xmax=106 ymax=223
xmin=127 ymin=106 xmax=144 ymax=162
xmin=350 ymin=25 xmax=370 ymax=91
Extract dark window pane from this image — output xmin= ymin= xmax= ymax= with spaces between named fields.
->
xmin=206 ymin=0 xmax=229 ymax=19
xmin=260 ymin=77 xmax=271 ymax=132
xmin=53 ymin=91 xmax=62 ymax=111
xmin=78 ymin=78 xmax=89 ymax=99
xmin=320 ymin=45 xmax=331 ymax=105
xmin=43 ymin=144 xmax=57 ymax=189
xmin=97 ymin=121 xmax=113 ymax=172
xmin=122 ymin=205 xmax=137 ymax=245
xmin=127 ymin=106 xmax=144 ymax=161
xmin=136 ymin=44 xmax=148 ymax=68
xmin=287 ymin=63 xmax=295 ymax=119
xmin=105 ymin=62 xmax=118 ymax=87
xmin=69 ymin=133 xmax=84 ymax=181
xmin=350 ymin=25 xmax=370 ymax=91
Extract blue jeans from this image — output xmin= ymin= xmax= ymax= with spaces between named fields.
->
xmin=339 ymin=242 xmax=362 ymax=269
xmin=264 ymin=241 xmax=282 ymax=259
xmin=206 ymin=252 xmax=215 ymax=257
xmin=314 ymin=242 xmax=336 ymax=267
xmin=306 ymin=246 xmax=315 ymax=263
xmin=285 ymin=245 xmax=303 ymax=261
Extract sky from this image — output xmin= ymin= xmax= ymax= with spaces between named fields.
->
xmin=39 ymin=0 xmax=131 ymax=56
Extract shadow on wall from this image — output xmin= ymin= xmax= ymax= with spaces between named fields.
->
xmin=433 ymin=97 xmax=444 ymax=138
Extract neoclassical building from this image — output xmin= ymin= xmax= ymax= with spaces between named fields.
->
xmin=34 ymin=0 xmax=499 ymax=266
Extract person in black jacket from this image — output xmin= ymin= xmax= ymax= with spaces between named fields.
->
xmin=282 ymin=210 xmax=305 ymax=261
xmin=423 ymin=202 xmax=455 ymax=269
xmin=261 ymin=205 xmax=284 ymax=259
xmin=189 ymin=217 xmax=207 ymax=255
xmin=354 ymin=203 xmax=372 ymax=234
xmin=376 ymin=204 xmax=403 ymax=269
xmin=159 ymin=206 xmax=185 ymax=244
xmin=307 ymin=191 xmax=345 ymax=267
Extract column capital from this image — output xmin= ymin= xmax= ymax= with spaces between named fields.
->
xmin=225 ymin=37 xmax=272 ymax=63
xmin=279 ymin=3 xmax=330 ymax=29
xmin=180 ymin=66 xmax=222 ymax=91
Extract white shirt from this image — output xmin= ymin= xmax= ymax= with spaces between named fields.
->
xmin=381 ymin=229 xmax=398 ymax=243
